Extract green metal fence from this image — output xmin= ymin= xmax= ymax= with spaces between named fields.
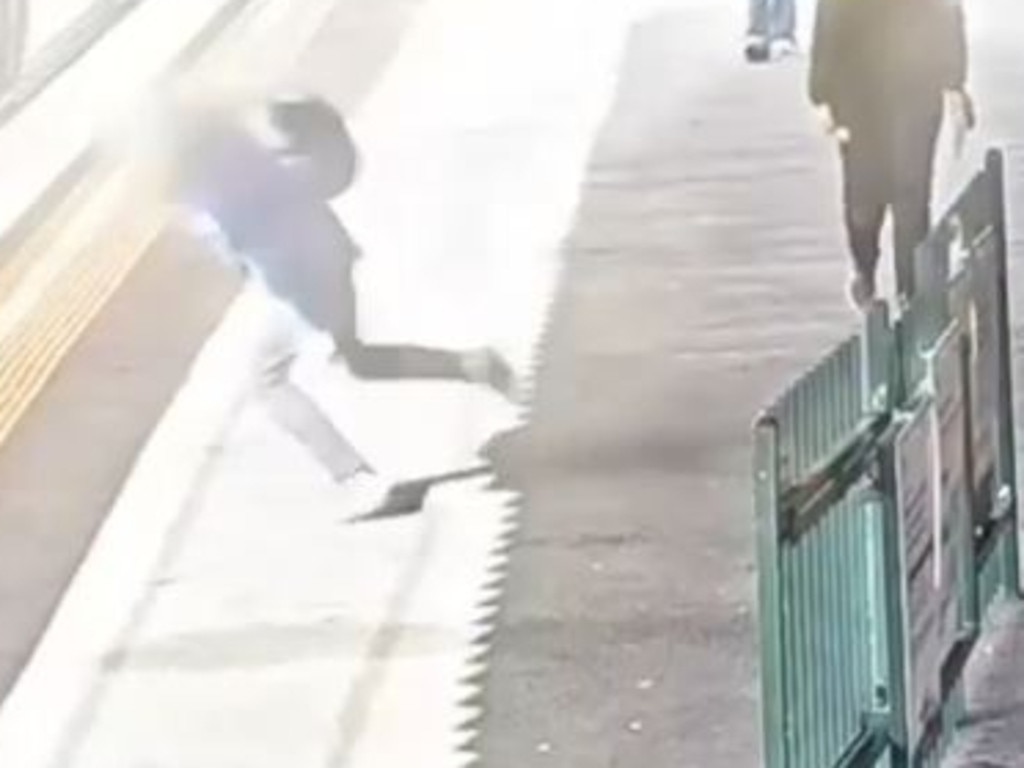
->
xmin=755 ymin=150 xmax=1020 ymax=768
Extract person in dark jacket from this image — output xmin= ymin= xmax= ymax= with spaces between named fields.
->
xmin=809 ymin=0 xmax=972 ymax=306
xmin=169 ymin=94 xmax=515 ymax=517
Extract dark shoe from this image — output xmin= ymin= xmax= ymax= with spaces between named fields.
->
xmin=373 ymin=480 xmax=432 ymax=517
xmin=744 ymin=37 xmax=771 ymax=63
xmin=348 ymin=465 xmax=490 ymax=523
xmin=348 ymin=477 xmax=431 ymax=522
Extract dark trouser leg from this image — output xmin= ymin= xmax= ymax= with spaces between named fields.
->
xmin=840 ymin=130 xmax=888 ymax=288
xmin=338 ymin=339 xmax=514 ymax=399
xmin=744 ymin=0 xmax=773 ymax=62
xmin=330 ymin=266 xmax=514 ymax=397
xmin=889 ymin=97 xmax=943 ymax=297
xmin=330 ymin=268 xmax=473 ymax=383
xmin=340 ymin=340 xmax=470 ymax=382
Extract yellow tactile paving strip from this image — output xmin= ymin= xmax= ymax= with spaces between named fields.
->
xmin=0 ymin=170 xmax=107 ymax=307
xmin=0 ymin=0 xmax=326 ymax=453
xmin=0 ymin=172 xmax=165 ymax=447
xmin=0 ymin=0 xmax=265 ymax=454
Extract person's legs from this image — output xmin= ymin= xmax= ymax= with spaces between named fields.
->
xmin=889 ymin=95 xmax=944 ymax=297
xmin=338 ymin=340 xmax=514 ymax=396
xmin=251 ymin=295 xmax=368 ymax=483
xmin=839 ymin=118 xmax=889 ymax=307
xmin=747 ymin=0 xmax=770 ymax=37
xmin=250 ymin=295 xmax=436 ymax=516
xmin=260 ymin=379 xmax=367 ymax=482
xmin=342 ymin=341 xmax=465 ymax=381
xmin=841 ymin=172 xmax=887 ymax=291
xmin=770 ymin=0 xmax=797 ymax=45
xmin=330 ymin=267 xmax=516 ymax=398
xmin=744 ymin=0 xmax=772 ymax=61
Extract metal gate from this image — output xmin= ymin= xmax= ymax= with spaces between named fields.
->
xmin=755 ymin=150 xmax=1020 ymax=768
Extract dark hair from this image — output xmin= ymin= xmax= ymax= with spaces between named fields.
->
xmin=269 ymin=96 xmax=357 ymax=198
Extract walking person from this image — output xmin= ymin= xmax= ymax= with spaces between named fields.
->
xmin=808 ymin=0 xmax=973 ymax=307
xmin=165 ymin=93 xmax=516 ymax=516
xmin=744 ymin=0 xmax=797 ymax=63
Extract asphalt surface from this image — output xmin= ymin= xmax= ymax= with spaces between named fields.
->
xmin=0 ymin=0 xmax=424 ymax=705
xmin=478 ymin=7 xmax=852 ymax=766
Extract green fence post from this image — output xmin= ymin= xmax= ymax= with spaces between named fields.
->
xmin=874 ymin=437 xmax=912 ymax=768
xmin=862 ymin=488 xmax=895 ymax=746
xmin=756 ymin=415 xmax=788 ymax=768
xmin=860 ymin=301 xmax=904 ymax=768
xmin=987 ymin=149 xmax=1021 ymax=598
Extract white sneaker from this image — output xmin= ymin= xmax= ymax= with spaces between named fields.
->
xmin=770 ymin=38 xmax=798 ymax=58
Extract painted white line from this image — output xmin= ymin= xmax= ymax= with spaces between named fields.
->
xmin=0 ymin=288 xmax=259 ymax=768
xmin=20 ymin=0 xmax=110 ymax=63
xmin=0 ymin=168 xmax=128 ymax=344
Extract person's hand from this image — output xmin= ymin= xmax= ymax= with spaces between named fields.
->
xmin=948 ymin=89 xmax=977 ymax=129
xmin=813 ymin=103 xmax=850 ymax=144
xmin=946 ymin=89 xmax=976 ymax=157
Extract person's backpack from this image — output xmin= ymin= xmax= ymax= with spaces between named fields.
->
xmin=269 ymin=96 xmax=357 ymax=199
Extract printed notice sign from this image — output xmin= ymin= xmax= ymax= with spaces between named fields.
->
xmin=895 ymin=404 xmax=943 ymax=751
xmin=926 ymin=323 xmax=969 ymax=662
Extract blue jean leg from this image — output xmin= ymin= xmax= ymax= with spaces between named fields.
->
xmin=747 ymin=0 xmax=796 ymax=41
xmin=772 ymin=0 xmax=796 ymax=41
xmin=747 ymin=0 xmax=770 ymax=37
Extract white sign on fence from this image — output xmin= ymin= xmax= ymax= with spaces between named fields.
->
xmin=926 ymin=322 xmax=969 ymax=662
xmin=895 ymin=404 xmax=943 ymax=752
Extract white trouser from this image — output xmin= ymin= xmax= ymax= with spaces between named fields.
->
xmin=246 ymin=286 xmax=365 ymax=483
